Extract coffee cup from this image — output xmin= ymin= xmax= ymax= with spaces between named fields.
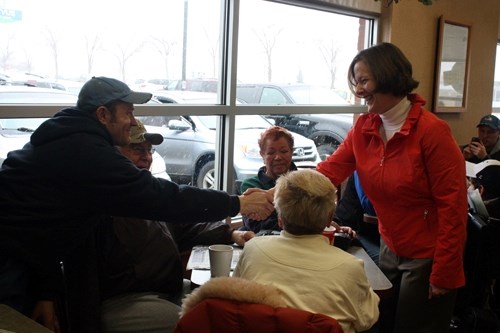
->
xmin=208 ymin=244 xmax=233 ymax=277
xmin=322 ymin=226 xmax=336 ymax=245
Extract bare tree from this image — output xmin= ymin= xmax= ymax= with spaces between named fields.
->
xmin=317 ymin=39 xmax=341 ymax=89
xmin=22 ymin=47 xmax=34 ymax=73
xmin=111 ymin=41 xmax=144 ymax=82
xmin=44 ymin=26 xmax=60 ymax=79
xmin=85 ymin=34 xmax=102 ymax=75
xmin=296 ymin=68 xmax=304 ymax=84
xmin=0 ymin=32 xmax=16 ymax=72
xmin=150 ymin=35 xmax=177 ymax=79
xmin=253 ymin=25 xmax=281 ymax=82
xmin=202 ymin=27 xmax=219 ymax=78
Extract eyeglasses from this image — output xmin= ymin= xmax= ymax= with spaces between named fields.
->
xmin=130 ymin=146 xmax=155 ymax=155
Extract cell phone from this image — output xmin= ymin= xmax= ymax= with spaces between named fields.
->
xmin=471 ymin=137 xmax=481 ymax=143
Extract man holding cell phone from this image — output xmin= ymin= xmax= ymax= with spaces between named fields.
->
xmin=462 ymin=114 xmax=500 ymax=163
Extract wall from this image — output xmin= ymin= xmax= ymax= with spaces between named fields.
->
xmin=379 ymin=0 xmax=500 ymax=145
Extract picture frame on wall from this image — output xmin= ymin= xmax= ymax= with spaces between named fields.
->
xmin=433 ymin=16 xmax=471 ymax=113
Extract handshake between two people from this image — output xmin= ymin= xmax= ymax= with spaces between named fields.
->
xmin=239 ymin=187 xmax=357 ymax=239
xmin=238 ymin=188 xmax=274 ymax=221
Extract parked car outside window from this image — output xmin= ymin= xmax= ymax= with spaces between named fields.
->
xmin=6 ymin=74 xmax=83 ymax=95
xmin=166 ymin=79 xmax=218 ymax=93
xmin=131 ymin=78 xmax=170 ymax=92
xmin=139 ymin=90 xmax=321 ymax=190
xmin=236 ymin=83 xmax=355 ymax=159
xmin=0 ymin=86 xmax=80 ymax=103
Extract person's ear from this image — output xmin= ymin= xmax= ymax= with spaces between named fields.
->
xmin=478 ymin=184 xmax=485 ymax=197
xmin=95 ymin=106 xmax=110 ymax=125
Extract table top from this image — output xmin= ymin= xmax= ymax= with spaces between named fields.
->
xmin=346 ymin=246 xmax=393 ymax=297
xmin=190 ymin=245 xmax=392 ymax=297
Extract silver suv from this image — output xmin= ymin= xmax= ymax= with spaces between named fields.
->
xmin=142 ymin=90 xmax=321 ymax=190
xmin=140 ymin=114 xmax=321 ymax=190
xmin=237 ymin=83 xmax=354 ymax=159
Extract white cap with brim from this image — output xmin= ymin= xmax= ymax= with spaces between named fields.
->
xmin=130 ymin=120 xmax=164 ymax=145
xmin=77 ymin=76 xmax=152 ymax=111
xmin=466 ymin=159 xmax=500 ymax=178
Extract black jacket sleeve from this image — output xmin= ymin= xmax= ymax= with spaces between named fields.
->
xmin=334 ymin=175 xmax=363 ymax=230
xmin=168 ymin=221 xmax=233 ymax=252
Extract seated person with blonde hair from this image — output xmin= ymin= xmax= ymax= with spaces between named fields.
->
xmin=234 ymin=169 xmax=379 ymax=333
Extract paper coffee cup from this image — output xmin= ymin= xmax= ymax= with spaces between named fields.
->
xmin=322 ymin=226 xmax=336 ymax=245
xmin=208 ymin=244 xmax=233 ymax=277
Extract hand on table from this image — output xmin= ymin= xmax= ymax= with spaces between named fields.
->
xmin=231 ymin=230 xmax=256 ymax=246
xmin=330 ymin=221 xmax=357 ymax=239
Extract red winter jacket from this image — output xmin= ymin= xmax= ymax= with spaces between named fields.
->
xmin=317 ymin=94 xmax=467 ymax=289
xmin=174 ymin=277 xmax=343 ymax=333
xmin=174 ymin=298 xmax=344 ymax=333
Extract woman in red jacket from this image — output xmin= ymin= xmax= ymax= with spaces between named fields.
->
xmin=316 ymin=43 xmax=467 ymax=333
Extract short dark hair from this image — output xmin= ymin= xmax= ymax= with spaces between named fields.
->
xmin=104 ymin=100 xmax=121 ymax=114
xmin=84 ymin=100 xmax=121 ymax=120
xmin=258 ymin=126 xmax=294 ymax=152
xmin=348 ymin=42 xmax=419 ymax=97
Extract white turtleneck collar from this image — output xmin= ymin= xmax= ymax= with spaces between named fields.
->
xmin=379 ymin=97 xmax=411 ymax=142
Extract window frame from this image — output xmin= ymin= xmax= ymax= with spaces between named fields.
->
xmin=493 ymin=40 xmax=500 ymax=114
xmin=0 ymin=0 xmax=375 ymax=197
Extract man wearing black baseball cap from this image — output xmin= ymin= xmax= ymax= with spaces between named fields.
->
xmin=0 ymin=76 xmax=273 ymax=331
xmin=462 ymin=114 xmax=500 ymax=163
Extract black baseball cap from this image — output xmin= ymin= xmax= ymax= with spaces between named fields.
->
xmin=77 ymin=76 xmax=152 ymax=111
xmin=476 ymin=114 xmax=500 ymax=130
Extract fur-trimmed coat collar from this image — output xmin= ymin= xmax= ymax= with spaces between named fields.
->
xmin=179 ymin=277 xmax=285 ymax=317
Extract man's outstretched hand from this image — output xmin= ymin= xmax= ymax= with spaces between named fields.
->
xmin=239 ymin=188 xmax=274 ymax=220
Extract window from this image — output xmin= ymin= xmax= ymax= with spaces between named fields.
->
xmin=261 ymin=88 xmax=289 ymax=105
xmin=237 ymin=0 xmax=372 ymax=105
xmin=235 ymin=0 xmax=373 ymax=160
xmin=0 ymin=0 xmax=222 ymax=97
xmin=0 ymin=0 xmax=376 ymax=195
xmin=493 ymin=41 xmax=500 ymax=115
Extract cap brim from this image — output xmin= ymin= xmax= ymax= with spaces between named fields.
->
xmin=121 ymin=91 xmax=152 ymax=104
xmin=477 ymin=122 xmax=500 ymax=130
xmin=466 ymin=159 xmax=500 ymax=178
xmin=144 ymin=133 xmax=164 ymax=145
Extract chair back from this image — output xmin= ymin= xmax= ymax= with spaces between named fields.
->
xmin=174 ymin=297 xmax=344 ymax=333
xmin=174 ymin=277 xmax=343 ymax=333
